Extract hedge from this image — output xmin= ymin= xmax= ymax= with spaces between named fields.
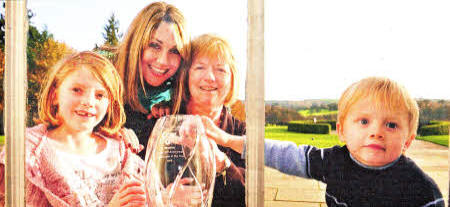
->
xmin=418 ymin=121 xmax=449 ymax=136
xmin=316 ymin=120 xmax=336 ymax=130
xmin=288 ymin=121 xmax=331 ymax=134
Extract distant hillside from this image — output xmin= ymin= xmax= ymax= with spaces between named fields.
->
xmin=265 ymin=99 xmax=338 ymax=109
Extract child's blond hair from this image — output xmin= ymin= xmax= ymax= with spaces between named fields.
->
xmin=38 ymin=51 xmax=126 ymax=136
xmin=179 ymin=34 xmax=239 ymax=107
xmin=338 ymin=77 xmax=419 ymax=136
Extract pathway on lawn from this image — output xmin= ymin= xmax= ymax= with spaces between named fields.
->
xmin=264 ymin=140 xmax=449 ymax=207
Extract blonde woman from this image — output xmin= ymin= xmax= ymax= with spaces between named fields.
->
xmin=115 ymin=1 xmax=190 ymax=159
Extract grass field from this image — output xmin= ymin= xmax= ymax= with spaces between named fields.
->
xmin=266 ymin=125 xmax=449 ymax=148
xmin=298 ymin=109 xmax=338 ymax=117
xmin=0 ymin=136 xmax=4 ymax=146
xmin=416 ymin=135 xmax=448 ymax=147
xmin=265 ymin=125 xmax=344 ymax=148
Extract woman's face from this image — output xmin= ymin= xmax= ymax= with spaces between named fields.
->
xmin=141 ymin=22 xmax=181 ymax=87
xmin=188 ymin=55 xmax=232 ymax=109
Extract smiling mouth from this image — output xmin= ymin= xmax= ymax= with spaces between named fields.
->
xmin=149 ymin=66 xmax=168 ymax=75
xmin=200 ymin=86 xmax=217 ymax=91
xmin=75 ymin=110 xmax=95 ymax=117
xmin=365 ymin=144 xmax=386 ymax=151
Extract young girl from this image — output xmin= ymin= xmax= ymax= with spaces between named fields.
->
xmin=115 ymin=2 xmax=190 ymax=159
xmin=0 ymin=51 xmax=146 ymax=206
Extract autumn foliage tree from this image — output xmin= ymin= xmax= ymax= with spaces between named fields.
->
xmin=231 ymin=100 xmax=246 ymax=122
xmin=27 ymin=35 xmax=74 ymax=126
xmin=25 ymin=10 xmax=74 ymax=126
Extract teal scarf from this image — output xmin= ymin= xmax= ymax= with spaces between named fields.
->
xmin=138 ymin=81 xmax=172 ymax=112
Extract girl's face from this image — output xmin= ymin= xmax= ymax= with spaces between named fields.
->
xmin=141 ymin=22 xmax=181 ymax=87
xmin=188 ymin=55 xmax=232 ymax=110
xmin=54 ymin=67 xmax=110 ymax=134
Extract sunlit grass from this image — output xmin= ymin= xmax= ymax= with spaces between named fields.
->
xmin=298 ymin=109 xmax=338 ymax=117
xmin=416 ymin=135 xmax=448 ymax=147
xmin=265 ymin=125 xmax=343 ymax=148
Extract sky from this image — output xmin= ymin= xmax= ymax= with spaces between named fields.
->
xmin=24 ymin=0 xmax=248 ymax=98
xmin=265 ymin=0 xmax=450 ymax=100
xmin=18 ymin=0 xmax=450 ymax=101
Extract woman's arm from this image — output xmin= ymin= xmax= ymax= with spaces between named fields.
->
xmin=201 ymin=116 xmax=245 ymax=154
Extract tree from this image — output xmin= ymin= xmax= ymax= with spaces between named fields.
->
xmin=102 ymin=13 xmax=121 ymax=47
xmin=231 ymin=100 xmax=246 ymax=122
xmin=0 ymin=2 xmax=5 ymax=51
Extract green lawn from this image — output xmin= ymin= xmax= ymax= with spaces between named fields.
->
xmin=0 ymin=135 xmax=4 ymax=146
xmin=416 ymin=135 xmax=448 ymax=147
xmin=265 ymin=125 xmax=343 ymax=148
xmin=266 ymin=125 xmax=449 ymax=148
xmin=298 ymin=109 xmax=338 ymax=117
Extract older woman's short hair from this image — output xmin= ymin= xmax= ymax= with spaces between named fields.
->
xmin=115 ymin=1 xmax=190 ymax=114
xmin=180 ymin=34 xmax=239 ymax=107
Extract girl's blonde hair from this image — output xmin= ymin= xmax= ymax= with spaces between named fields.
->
xmin=337 ymin=77 xmax=419 ymax=136
xmin=179 ymin=34 xmax=239 ymax=107
xmin=38 ymin=51 xmax=126 ymax=136
xmin=115 ymin=1 xmax=190 ymax=114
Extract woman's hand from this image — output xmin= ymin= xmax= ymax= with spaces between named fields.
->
xmin=147 ymin=102 xmax=171 ymax=119
xmin=201 ymin=116 xmax=245 ymax=154
xmin=109 ymin=179 xmax=146 ymax=207
xmin=209 ymin=140 xmax=230 ymax=173
xmin=119 ymin=128 xmax=144 ymax=154
xmin=164 ymin=178 xmax=206 ymax=207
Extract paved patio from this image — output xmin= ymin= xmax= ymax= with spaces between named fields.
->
xmin=264 ymin=140 xmax=448 ymax=207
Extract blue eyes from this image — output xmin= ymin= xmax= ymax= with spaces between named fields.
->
xmin=359 ymin=119 xmax=397 ymax=129
xmin=386 ymin=122 xmax=397 ymax=129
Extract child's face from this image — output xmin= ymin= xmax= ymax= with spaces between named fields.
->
xmin=188 ymin=55 xmax=231 ymax=109
xmin=337 ymin=97 xmax=415 ymax=167
xmin=141 ymin=22 xmax=181 ymax=87
xmin=54 ymin=67 xmax=110 ymax=133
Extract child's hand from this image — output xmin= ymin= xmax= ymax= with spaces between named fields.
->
xmin=147 ymin=102 xmax=171 ymax=119
xmin=109 ymin=179 xmax=146 ymax=207
xmin=119 ymin=128 xmax=144 ymax=154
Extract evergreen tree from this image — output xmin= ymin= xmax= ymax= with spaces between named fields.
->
xmin=102 ymin=13 xmax=121 ymax=46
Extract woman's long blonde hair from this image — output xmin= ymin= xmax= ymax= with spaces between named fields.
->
xmin=115 ymin=1 xmax=190 ymax=114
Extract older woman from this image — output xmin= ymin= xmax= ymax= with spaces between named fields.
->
xmin=177 ymin=34 xmax=246 ymax=207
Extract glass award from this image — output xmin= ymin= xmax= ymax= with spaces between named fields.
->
xmin=144 ymin=115 xmax=216 ymax=207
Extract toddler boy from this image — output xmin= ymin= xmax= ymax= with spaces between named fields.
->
xmin=264 ymin=77 xmax=444 ymax=206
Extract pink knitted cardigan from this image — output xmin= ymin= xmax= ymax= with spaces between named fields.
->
xmin=0 ymin=124 xmax=144 ymax=207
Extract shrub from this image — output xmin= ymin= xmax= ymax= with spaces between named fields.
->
xmin=418 ymin=121 xmax=449 ymax=136
xmin=316 ymin=120 xmax=337 ymax=130
xmin=288 ymin=121 xmax=331 ymax=134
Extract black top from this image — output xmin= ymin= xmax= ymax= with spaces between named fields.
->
xmin=123 ymin=104 xmax=156 ymax=159
xmin=124 ymin=104 xmax=246 ymax=207
xmin=307 ymin=145 xmax=444 ymax=207
xmin=210 ymin=107 xmax=246 ymax=207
